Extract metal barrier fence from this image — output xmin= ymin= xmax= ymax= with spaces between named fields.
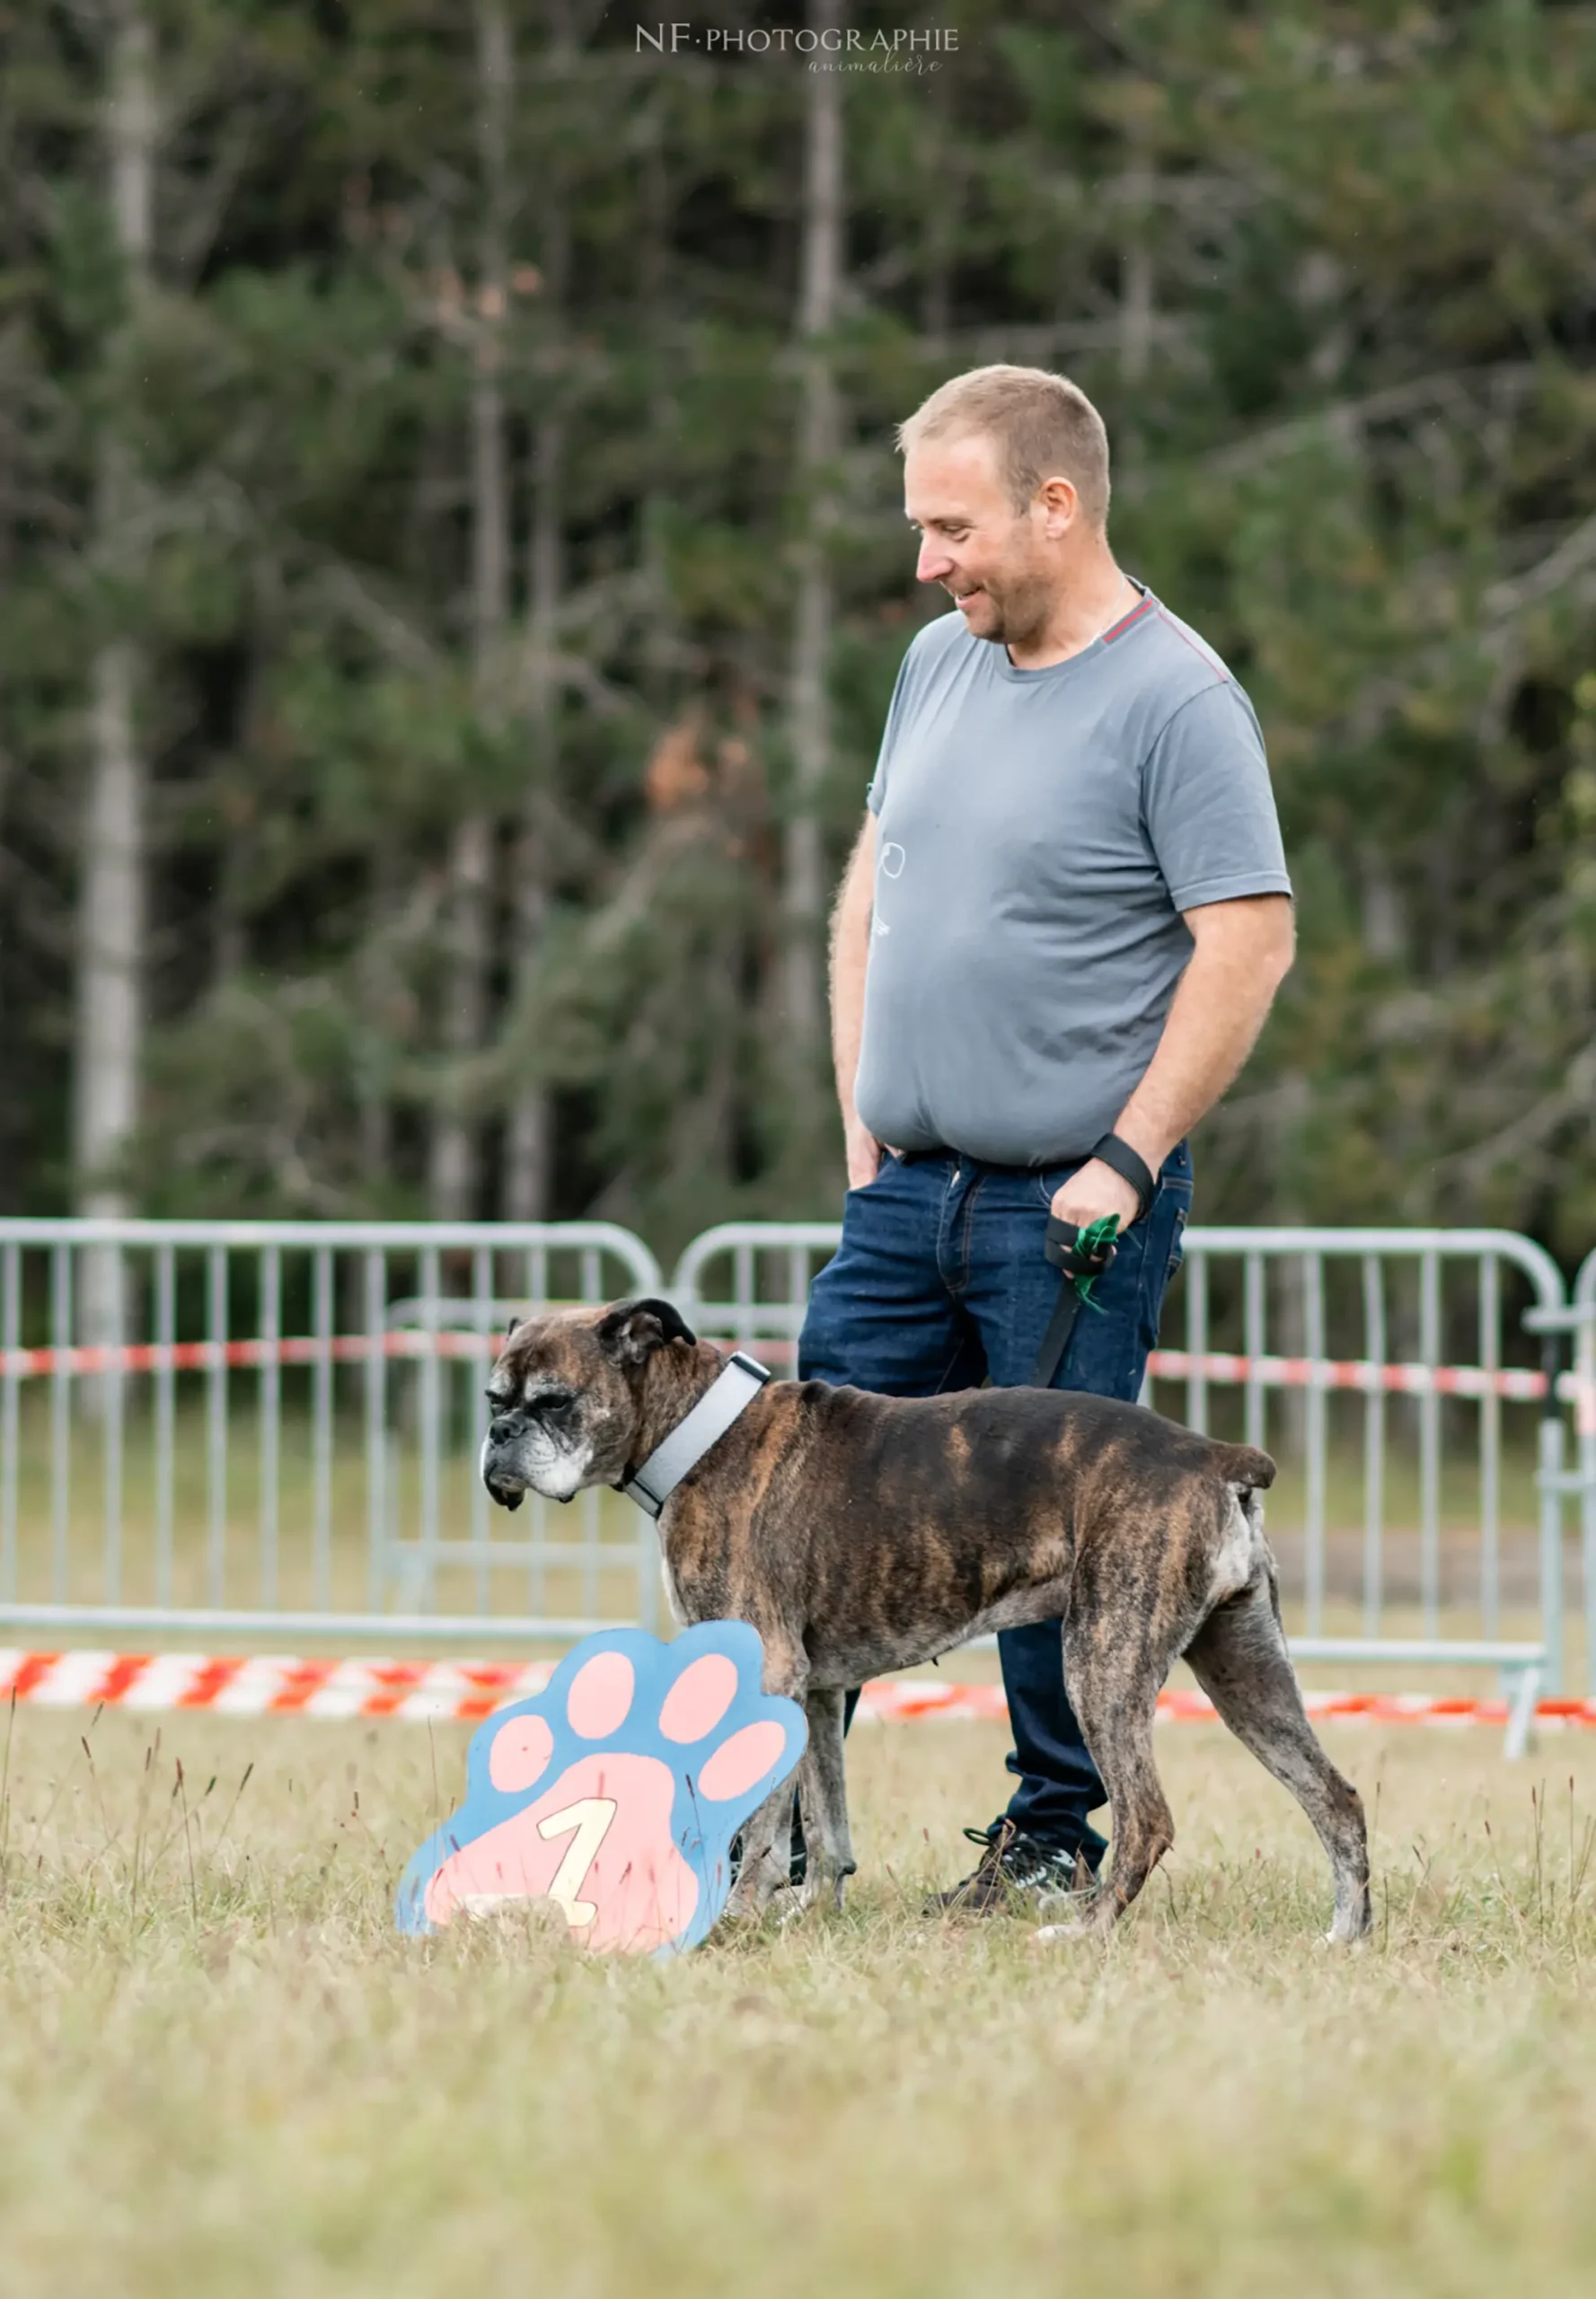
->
xmin=0 ymin=1220 xmax=662 ymax=1644
xmin=1538 ymin=1246 xmax=1596 ymax=1697
xmin=0 ymin=1214 xmax=1582 ymax=1731
xmin=675 ymin=1222 xmax=1570 ymax=1722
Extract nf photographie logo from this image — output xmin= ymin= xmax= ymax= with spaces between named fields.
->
xmin=637 ymin=22 xmax=959 ymax=68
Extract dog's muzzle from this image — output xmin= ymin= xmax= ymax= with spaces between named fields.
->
xmin=481 ymin=1423 xmax=525 ymax=1512
xmin=481 ymin=1415 xmax=587 ymax=1509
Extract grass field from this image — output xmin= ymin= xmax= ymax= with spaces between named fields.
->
xmin=3 ymin=1706 xmax=1595 ymax=2295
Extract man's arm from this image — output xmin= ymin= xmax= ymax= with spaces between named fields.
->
xmin=1049 ymin=894 xmax=1295 ymax=1229
xmin=830 ymin=812 xmax=887 ymax=1190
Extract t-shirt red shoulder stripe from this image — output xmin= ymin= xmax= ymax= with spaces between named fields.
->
xmin=1154 ymin=604 xmax=1230 ymax=678
xmin=1100 ymin=596 xmax=1155 ymax=646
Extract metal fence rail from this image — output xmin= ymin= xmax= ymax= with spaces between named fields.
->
xmin=0 ymin=1220 xmax=662 ymax=1643
xmin=1539 ymin=1247 xmax=1596 ymax=1696
xmin=675 ymin=1221 xmax=1569 ymax=1714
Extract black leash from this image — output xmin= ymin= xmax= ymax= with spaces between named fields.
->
xmin=1028 ymin=1134 xmax=1156 ymax=1389
xmin=1028 ymin=1217 xmax=1117 ymax=1387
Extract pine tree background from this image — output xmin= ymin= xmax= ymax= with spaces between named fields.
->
xmin=2 ymin=0 xmax=1595 ymax=1265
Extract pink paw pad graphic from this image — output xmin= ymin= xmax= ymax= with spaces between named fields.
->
xmin=396 ymin=1624 xmax=807 ymax=1956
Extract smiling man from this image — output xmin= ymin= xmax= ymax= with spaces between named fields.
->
xmin=798 ymin=365 xmax=1295 ymax=1912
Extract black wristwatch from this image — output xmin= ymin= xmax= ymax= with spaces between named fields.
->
xmin=1089 ymin=1132 xmax=1156 ymax=1222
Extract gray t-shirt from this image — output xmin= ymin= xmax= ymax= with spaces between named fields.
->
xmin=854 ymin=587 xmax=1292 ymax=1167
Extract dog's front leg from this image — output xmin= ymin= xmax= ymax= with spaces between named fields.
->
xmin=796 ymin=1688 xmax=856 ymax=1912
xmin=722 ymin=1636 xmax=807 ymax=1922
xmin=722 ymin=1775 xmax=796 ymax=1918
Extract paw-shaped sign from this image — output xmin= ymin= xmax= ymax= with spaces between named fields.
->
xmin=395 ymin=1624 xmax=807 ymax=1957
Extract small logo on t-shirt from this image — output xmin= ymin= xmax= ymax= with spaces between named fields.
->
xmin=873 ymin=841 xmax=906 ymax=937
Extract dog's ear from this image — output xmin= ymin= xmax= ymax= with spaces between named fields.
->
xmin=504 ymin=1312 xmax=517 ymax=1340
xmin=595 ymin=1297 xmax=697 ymax=1367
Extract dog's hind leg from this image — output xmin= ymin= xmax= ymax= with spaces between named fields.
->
xmin=1183 ymin=1568 xmax=1371 ymax=1943
xmin=1056 ymin=1620 xmax=1175 ymax=1935
xmin=795 ymin=1689 xmax=856 ymax=1911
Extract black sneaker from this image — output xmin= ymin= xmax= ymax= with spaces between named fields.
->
xmin=923 ymin=1819 xmax=1097 ymax=1916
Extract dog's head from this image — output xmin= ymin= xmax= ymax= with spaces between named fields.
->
xmin=480 ymin=1298 xmax=699 ymax=1509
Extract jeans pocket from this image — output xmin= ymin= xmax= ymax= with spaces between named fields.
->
xmin=1166 ymin=1198 xmax=1189 ymax=1284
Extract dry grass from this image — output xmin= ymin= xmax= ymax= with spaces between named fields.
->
xmin=0 ymin=1709 xmax=1594 ymax=2295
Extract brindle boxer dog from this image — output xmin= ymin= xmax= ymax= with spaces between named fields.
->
xmin=481 ymin=1298 xmax=1371 ymax=1943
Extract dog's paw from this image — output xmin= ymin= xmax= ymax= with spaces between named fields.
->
xmin=723 ymin=1877 xmax=806 ymax=1929
xmin=396 ymin=1625 xmax=807 ymax=1957
xmin=1028 ymin=1919 xmax=1092 ymax=1951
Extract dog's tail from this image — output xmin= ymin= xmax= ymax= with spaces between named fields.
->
xmin=1213 ymin=1442 xmax=1276 ymax=1493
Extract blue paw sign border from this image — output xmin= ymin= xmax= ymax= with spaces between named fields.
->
xmin=396 ymin=1623 xmax=807 ymax=1957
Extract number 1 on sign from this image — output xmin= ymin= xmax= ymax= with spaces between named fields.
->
xmin=534 ymin=1797 xmax=618 ymax=1927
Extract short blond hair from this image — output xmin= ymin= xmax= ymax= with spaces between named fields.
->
xmin=896 ymin=365 xmax=1111 ymax=527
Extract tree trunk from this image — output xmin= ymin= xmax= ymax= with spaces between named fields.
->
xmin=1358 ymin=844 xmax=1405 ymax=961
xmin=504 ymin=388 xmax=560 ymax=1221
xmin=1115 ymin=128 xmax=1155 ymax=499
xmin=504 ymin=48 xmax=574 ymax=1226
xmin=637 ymin=96 xmax=680 ymax=708
xmin=429 ymin=0 xmax=512 ymax=1223
xmin=75 ymin=0 xmax=154 ymax=1369
xmin=780 ymin=0 xmax=843 ymax=1090
xmin=357 ymin=835 xmax=400 ymax=1196
xmin=76 ymin=638 xmax=145 ymax=1222
xmin=920 ymin=55 xmax=954 ymax=352
xmin=1119 ymin=149 xmax=1154 ymax=388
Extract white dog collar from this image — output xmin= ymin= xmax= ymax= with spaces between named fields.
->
xmin=621 ymin=1351 xmax=772 ymax=1519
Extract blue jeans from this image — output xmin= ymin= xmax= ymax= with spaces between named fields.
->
xmin=798 ymin=1141 xmax=1193 ymax=1868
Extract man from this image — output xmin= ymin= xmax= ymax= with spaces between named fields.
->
xmin=798 ymin=365 xmax=1294 ymax=1909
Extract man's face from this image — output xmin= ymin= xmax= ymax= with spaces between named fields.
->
xmin=904 ymin=431 xmax=1063 ymax=647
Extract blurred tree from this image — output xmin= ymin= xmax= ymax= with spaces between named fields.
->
xmin=77 ymin=7 xmax=148 ymax=1167
xmin=426 ymin=0 xmax=513 ymax=1223
xmin=75 ymin=0 xmax=154 ymax=1372
xmin=0 ymin=0 xmax=1592 ymax=1275
xmin=776 ymin=0 xmax=844 ymax=1192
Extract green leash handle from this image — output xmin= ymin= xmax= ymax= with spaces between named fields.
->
xmin=1043 ymin=1211 xmax=1121 ymax=1310
xmin=1031 ymin=1211 xmax=1123 ymax=1388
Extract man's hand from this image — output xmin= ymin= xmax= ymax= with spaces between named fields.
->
xmin=845 ymin=1116 xmax=890 ymax=1191
xmin=1049 ymin=1157 xmax=1141 ymax=1231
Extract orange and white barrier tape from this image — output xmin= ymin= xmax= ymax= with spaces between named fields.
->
xmin=862 ymin=1678 xmax=1596 ymax=1731
xmin=1146 ymin=1348 xmax=1549 ymax=1402
xmin=0 ymin=1331 xmax=499 ymax=1380
xmin=3 ymin=1649 xmax=1595 ymax=1733
xmin=0 ymin=1649 xmax=555 ymax=1722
